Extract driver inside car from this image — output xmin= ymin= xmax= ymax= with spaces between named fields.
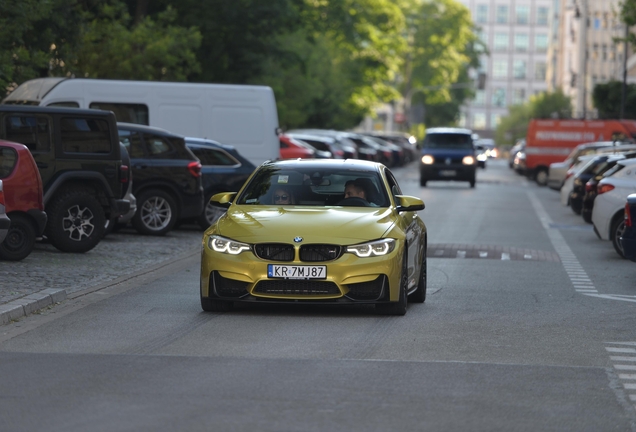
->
xmin=342 ymin=178 xmax=379 ymax=207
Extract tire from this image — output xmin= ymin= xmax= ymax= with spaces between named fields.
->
xmin=469 ymin=179 xmax=476 ymax=188
xmin=376 ymin=249 xmax=408 ymax=316
xmin=201 ymin=295 xmax=234 ymax=312
xmin=571 ymin=198 xmax=582 ymax=215
xmin=535 ymin=169 xmax=548 ymax=186
xmin=46 ymin=189 xmax=106 ymax=253
xmin=409 ymin=249 xmax=427 ymax=303
xmin=132 ymin=189 xmax=178 ymax=236
xmin=611 ymin=215 xmax=626 ymax=258
xmin=197 ymin=196 xmax=227 ymax=230
xmin=0 ymin=214 xmax=36 ymax=261
xmin=420 ymin=177 xmax=427 ymax=187
xmin=582 ymin=208 xmax=593 ymax=224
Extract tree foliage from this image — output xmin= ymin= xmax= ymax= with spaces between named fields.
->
xmin=0 ymin=0 xmax=481 ymax=130
xmin=401 ymin=0 xmax=484 ymax=127
xmin=495 ymin=90 xmax=572 ymax=147
xmin=592 ymin=80 xmax=636 ymax=119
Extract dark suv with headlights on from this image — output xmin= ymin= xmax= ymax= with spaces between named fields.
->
xmin=419 ymin=127 xmax=477 ymax=188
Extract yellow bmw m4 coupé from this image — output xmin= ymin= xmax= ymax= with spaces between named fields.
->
xmin=200 ymin=159 xmax=427 ymax=315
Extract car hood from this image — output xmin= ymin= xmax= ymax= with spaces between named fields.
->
xmin=216 ymin=206 xmax=396 ymax=243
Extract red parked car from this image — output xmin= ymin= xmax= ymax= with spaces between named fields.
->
xmin=0 ymin=140 xmax=47 ymax=260
xmin=279 ymin=134 xmax=315 ymax=160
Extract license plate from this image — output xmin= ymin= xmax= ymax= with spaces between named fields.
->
xmin=267 ymin=264 xmax=326 ymax=279
xmin=439 ymin=170 xmax=457 ymax=177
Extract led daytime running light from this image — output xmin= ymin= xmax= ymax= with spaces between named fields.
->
xmin=208 ymin=235 xmax=251 ymax=255
xmin=346 ymin=239 xmax=395 ymax=257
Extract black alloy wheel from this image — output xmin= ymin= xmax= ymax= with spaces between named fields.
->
xmin=0 ymin=214 xmax=36 ymax=261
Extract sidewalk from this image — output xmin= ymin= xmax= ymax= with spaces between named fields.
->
xmin=0 ymin=226 xmax=203 ymax=325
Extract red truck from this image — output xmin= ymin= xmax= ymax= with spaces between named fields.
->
xmin=525 ymin=119 xmax=636 ymax=185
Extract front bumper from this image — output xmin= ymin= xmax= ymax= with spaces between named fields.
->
xmin=200 ymin=239 xmax=404 ymax=304
xmin=420 ymin=164 xmax=476 ymax=182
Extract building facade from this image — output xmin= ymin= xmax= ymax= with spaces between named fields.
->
xmin=456 ymin=0 xmax=553 ymax=138
xmin=550 ymin=0 xmax=635 ymax=119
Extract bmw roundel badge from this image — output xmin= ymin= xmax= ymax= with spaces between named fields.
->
xmin=294 ymin=237 xmax=303 ymax=243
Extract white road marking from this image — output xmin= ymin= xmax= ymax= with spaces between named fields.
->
xmin=611 ymin=356 xmax=636 ymax=361
xmin=527 ymin=191 xmax=598 ymax=296
xmin=619 ymin=374 xmax=636 ymax=379
xmin=607 ymin=343 xmax=636 ymax=407
xmin=614 ymin=365 xmax=636 ymax=370
xmin=607 ymin=348 xmax=636 ymax=353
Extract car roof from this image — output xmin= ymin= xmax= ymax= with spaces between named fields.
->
xmin=117 ymin=122 xmax=184 ymax=138
xmin=184 ymin=136 xmax=235 ymax=151
xmin=0 ymin=104 xmax=113 ymax=116
xmin=425 ymin=127 xmax=473 ymax=135
xmin=0 ymin=140 xmax=30 ymax=151
xmin=262 ymin=158 xmax=382 ymax=171
xmin=286 ymin=133 xmax=336 ymax=144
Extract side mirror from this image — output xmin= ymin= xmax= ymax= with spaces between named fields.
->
xmin=395 ymin=195 xmax=425 ymax=212
xmin=210 ymin=192 xmax=237 ymax=209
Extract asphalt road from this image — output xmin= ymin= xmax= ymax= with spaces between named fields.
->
xmin=1 ymin=159 xmax=636 ymax=431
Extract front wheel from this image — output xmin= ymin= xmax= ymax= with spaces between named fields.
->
xmin=0 ymin=214 xmax=36 ymax=261
xmin=132 ymin=189 xmax=178 ymax=236
xmin=46 ymin=189 xmax=105 ymax=253
xmin=611 ymin=215 xmax=626 ymax=258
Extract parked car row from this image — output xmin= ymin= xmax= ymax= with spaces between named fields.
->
xmin=553 ymin=143 xmax=636 ymax=260
xmin=279 ymin=129 xmax=418 ymax=168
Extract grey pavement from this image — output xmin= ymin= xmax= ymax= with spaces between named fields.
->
xmin=0 ymin=225 xmax=203 ymax=325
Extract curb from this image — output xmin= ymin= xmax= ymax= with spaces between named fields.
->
xmin=0 ymin=288 xmax=67 ymax=325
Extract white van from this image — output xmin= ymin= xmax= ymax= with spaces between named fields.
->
xmin=2 ymin=77 xmax=280 ymax=166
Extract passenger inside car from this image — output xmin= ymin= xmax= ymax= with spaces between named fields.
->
xmin=271 ymin=187 xmax=295 ymax=205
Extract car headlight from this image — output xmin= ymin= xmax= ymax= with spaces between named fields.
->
xmin=462 ymin=155 xmax=475 ymax=165
xmin=421 ymin=155 xmax=434 ymax=165
xmin=208 ymin=235 xmax=251 ymax=255
xmin=346 ymin=239 xmax=396 ymax=257
xmin=477 ymin=153 xmax=487 ymax=161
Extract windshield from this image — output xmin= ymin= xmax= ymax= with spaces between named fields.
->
xmin=423 ymin=133 xmax=473 ymax=149
xmin=236 ymin=166 xmax=389 ymax=207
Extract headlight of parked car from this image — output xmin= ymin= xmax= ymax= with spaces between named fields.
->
xmin=462 ymin=155 xmax=475 ymax=165
xmin=346 ymin=239 xmax=396 ymax=257
xmin=421 ymin=155 xmax=434 ymax=165
xmin=208 ymin=235 xmax=251 ymax=255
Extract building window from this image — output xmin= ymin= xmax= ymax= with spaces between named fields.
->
xmin=512 ymin=88 xmax=526 ymax=104
xmin=494 ymin=33 xmax=509 ymax=52
xmin=476 ymin=4 xmax=488 ymax=24
xmin=477 ymin=29 xmax=488 ymax=45
xmin=492 ymin=88 xmax=506 ymax=107
xmin=493 ymin=60 xmax=508 ymax=78
xmin=496 ymin=5 xmax=509 ymax=24
xmin=593 ymin=18 xmax=601 ymax=29
xmin=514 ymin=33 xmax=529 ymax=52
xmin=513 ymin=60 xmax=527 ymax=79
xmin=459 ymin=113 xmax=468 ymax=128
xmin=473 ymin=112 xmax=487 ymax=129
xmin=535 ymin=34 xmax=548 ymax=52
xmin=536 ymin=7 xmax=549 ymax=26
xmin=516 ymin=5 xmax=529 ymax=24
xmin=490 ymin=113 xmax=502 ymax=128
xmin=473 ymin=90 xmax=486 ymax=105
xmin=534 ymin=62 xmax=547 ymax=80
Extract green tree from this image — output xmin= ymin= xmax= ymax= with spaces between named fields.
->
xmin=0 ymin=0 xmax=86 ymax=95
xmin=69 ymin=3 xmax=201 ymax=81
xmin=401 ymin=0 xmax=484 ymax=128
xmin=495 ymin=89 xmax=572 ymax=147
xmin=592 ymin=80 xmax=636 ymax=119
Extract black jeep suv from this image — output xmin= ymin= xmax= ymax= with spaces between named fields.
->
xmin=0 ymin=105 xmax=130 ymax=253
xmin=117 ymin=123 xmax=203 ymax=235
